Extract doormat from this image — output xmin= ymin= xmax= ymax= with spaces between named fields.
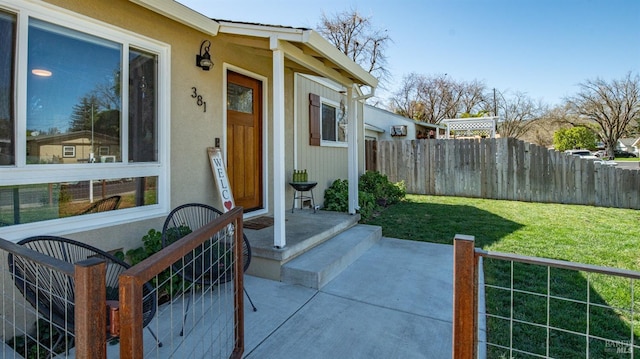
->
xmin=244 ymin=216 xmax=274 ymax=230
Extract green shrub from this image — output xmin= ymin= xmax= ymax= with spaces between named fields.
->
xmin=324 ymin=179 xmax=349 ymax=213
xmin=124 ymin=228 xmax=190 ymax=302
xmin=357 ymin=190 xmax=376 ymax=220
xmin=323 ymin=171 xmax=406 ymax=220
xmin=359 ymin=171 xmax=406 ymax=206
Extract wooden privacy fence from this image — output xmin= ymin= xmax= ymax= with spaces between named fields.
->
xmin=375 ymin=138 xmax=640 ymax=209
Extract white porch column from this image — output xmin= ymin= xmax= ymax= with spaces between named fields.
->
xmin=347 ymin=86 xmax=358 ymax=215
xmin=271 ymin=37 xmax=286 ymax=248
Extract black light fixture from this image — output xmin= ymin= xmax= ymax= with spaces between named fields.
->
xmin=196 ymin=40 xmax=213 ymax=71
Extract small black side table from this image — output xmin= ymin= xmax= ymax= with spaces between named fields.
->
xmin=289 ymin=181 xmax=317 ymax=213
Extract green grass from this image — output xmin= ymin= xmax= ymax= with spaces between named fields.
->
xmin=363 ymin=194 xmax=640 ymax=358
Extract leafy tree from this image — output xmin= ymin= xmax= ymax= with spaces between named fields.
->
xmin=521 ymin=104 xmax=574 ymax=147
xmin=317 ymin=9 xmax=391 ymax=87
xmin=567 ymin=72 xmax=640 ymax=159
xmin=69 ymin=94 xmax=100 ymax=132
xmin=553 ymin=126 xmax=597 ymax=151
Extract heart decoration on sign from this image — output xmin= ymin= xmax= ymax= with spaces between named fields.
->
xmin=224 ymin=201 xmax=233 ymax=211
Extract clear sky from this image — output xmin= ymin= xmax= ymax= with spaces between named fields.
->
xmin=178 ymin=0 xmax=640 ymax=107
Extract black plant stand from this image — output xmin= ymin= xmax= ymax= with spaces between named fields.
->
xmin=289 ymin=181 xmax=317 ymax=213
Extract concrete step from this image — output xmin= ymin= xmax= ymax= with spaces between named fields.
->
xmin=280 ymin=224 xmax=382 ymax=289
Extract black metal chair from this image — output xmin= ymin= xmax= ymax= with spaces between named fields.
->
xmin=7 ymin=235 xmax=160 ymax=351
xmin=161 ymin=203 xmax=257 ymax=333
xmin=79 ymin=195 xmax=122 ymax=215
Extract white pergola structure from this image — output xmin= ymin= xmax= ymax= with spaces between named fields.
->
xmin=441 ymin=117 xmax=498 ymax=139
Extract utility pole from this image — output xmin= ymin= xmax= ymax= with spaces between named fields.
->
xmin=493 ymin=88 xmax=497 ymax=117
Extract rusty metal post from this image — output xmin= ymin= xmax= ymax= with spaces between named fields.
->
xmin=74 ymin=257 xmax=107 ymax=359
xmin=119 ymin=274 xmax=144 ymax=359
xmin=453 ymin=234 xmax=477 ymax=359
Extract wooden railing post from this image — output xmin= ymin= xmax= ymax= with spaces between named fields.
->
xmin=453 ymin=234 xmax=477 ymax=359
xmin=75 ymin=257 xmax=107 ymax=359
xmin=119 ymin=274 xmax=144 ymax=359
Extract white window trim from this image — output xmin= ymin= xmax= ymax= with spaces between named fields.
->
xmin=62 ymin=146 xmax=76 ymax=158
xmin=0 ymin=0 xmax=171 ymax=241
xmin=320 ymin=97 xmax=347 ymax=148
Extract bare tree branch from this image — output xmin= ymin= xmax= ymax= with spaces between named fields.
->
xmin=389 ymin=73 xmax=487 ymax=124
xmin=567 ymin=72 xmax=640 ymax=158
xmin=317 ymin=9 xmax=391 ymax=88
xmin=488 ymin=90 xmax=546 ymax=139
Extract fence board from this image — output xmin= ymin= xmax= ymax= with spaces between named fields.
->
xmin=374 ymin=138 xmax=640 ymax=210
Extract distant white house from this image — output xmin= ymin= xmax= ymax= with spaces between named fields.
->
xmin=632 ymin=138 xmax=640 ymax=155
xmin=363 ymin=105 xmax=445 ymax=141
xmin=618 ymin=138 xmax=639 ymax=155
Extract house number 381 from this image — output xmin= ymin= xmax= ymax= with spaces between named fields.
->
xmin=191 ymin=87 xmax=207 ymax=112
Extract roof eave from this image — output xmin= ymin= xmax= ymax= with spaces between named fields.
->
xmin=129 ymin=0 xmax=220 ymax=35
xmin=306 ymin=31 xmax=378 ymax=88
xmin=218 ymin=22 xmax=378 ymax=88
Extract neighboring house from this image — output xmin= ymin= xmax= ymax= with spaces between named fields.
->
xmin=632 ymin=138 xmax=640 ymax=155
xmin=363 ymin=105 xmax=445 ymax=141
xmin=26 ymin=130 xmax=119 ymax=164
xmin=617 ymin=138 xmax=638 ymax=155
xmin=0 ymin=0 xmax=377 ymax=254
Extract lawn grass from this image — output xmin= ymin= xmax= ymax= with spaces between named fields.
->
xmin=363 ymin=194 xmax=640 ymax=357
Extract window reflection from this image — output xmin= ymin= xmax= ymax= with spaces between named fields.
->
xmin=321 ymin=103 xmax=337 ymax=141
xmin=27 ymin=19 xmax=122 ymax=164
xmin=0 ymin=11 xmax=16 ymax=166
xmin=129 ymin=49 xmax=157 ymax=162
xmin=0 ymin=177 xmax=158 ymax=226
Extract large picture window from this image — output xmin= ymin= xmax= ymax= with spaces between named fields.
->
xmin=0 ymin=3 xmax=169 ymax=237
xmin=27 ymin=19 xmax=123 ymax=164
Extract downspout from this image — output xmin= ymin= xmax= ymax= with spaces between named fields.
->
xmin=271 ymin=36 xmax=286 ymax=248
xmin=347 ymin=86 xmax=375 ymax=215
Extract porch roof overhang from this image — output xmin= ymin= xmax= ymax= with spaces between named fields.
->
xmin=216 ymin=20 xmax=378 ymax=89
xmin=127 ymin=2 xmax=377 ymax=90
xmin=129 ymin=0 xmax=221 ymax=35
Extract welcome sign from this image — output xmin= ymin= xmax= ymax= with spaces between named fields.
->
xmin=207 ymin=147 xmax=235 ymax=213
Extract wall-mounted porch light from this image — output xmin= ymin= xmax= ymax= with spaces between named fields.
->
xmin=196 ymin=40 xmax=213 ymax=71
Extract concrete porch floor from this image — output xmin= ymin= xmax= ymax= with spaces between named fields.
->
xmin=242 ymin=237 xmax=454 ymax=358
xmin=239 ymin=210 xmax=454 ymax=357
xmin=243 ymin=209 xmax=361 ymax=281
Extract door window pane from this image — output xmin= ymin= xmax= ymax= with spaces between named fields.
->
xmin=27 ymin=19 xmax=122 ymax=164
xmin=129 ymin=48 xmax=157 ymax=162
xmin=0 ymin=11 xmax=16 ymax=166
xmin=227 ymin=83 xmax=253 ymax=114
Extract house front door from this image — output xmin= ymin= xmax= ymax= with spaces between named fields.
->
xmin=226 ymin=71 xmax=263 ymax=212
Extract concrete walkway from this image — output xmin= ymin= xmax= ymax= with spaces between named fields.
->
xmin=242 ymin=237 xmax=454 ymax=358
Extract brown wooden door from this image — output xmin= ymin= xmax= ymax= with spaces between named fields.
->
xmin=226 ymin=71 xmax=263 ymax=211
